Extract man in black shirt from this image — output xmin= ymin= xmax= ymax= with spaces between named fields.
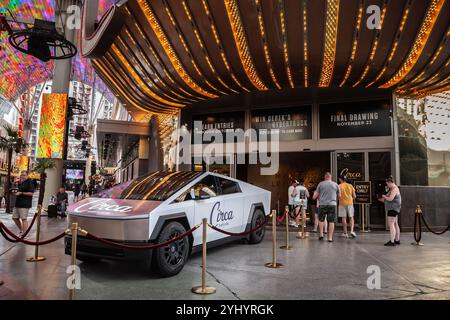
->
xmin=56 ymin=186 xmax=69 ymax=217
xmin=13 ymin=171 xmax=35 ymax=235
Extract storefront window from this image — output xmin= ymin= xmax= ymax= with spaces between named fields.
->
xmin=336 ymin=152 xmax=365 ymax=182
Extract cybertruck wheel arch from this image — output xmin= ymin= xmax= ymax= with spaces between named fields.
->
xmin=149 ymin=212 xmax=191 ymax=241
xmin=246 ymin=202 xmax=266 ymax=225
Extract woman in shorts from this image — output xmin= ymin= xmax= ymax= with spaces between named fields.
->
xmin=378 ymin=176 xmax=401 ymax=246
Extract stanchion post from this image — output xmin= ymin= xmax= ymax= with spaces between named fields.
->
xmin=280 ymin=206 xmax=292 ymax=250
xmin=69 ymin=222 xmax=78 ymax=300
xmin=26 ymin=205 xmax=46 ymax=262
xmin=411 ymin=205 xmax=424 ymax=246
xmin=265 ymin=210 xmax=283 ymax=268
xmin=192 ymin=218 xmax=216 ymax=295
xmin=361 ymin=204 xmax=370 ymax=233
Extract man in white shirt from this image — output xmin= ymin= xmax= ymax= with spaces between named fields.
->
xmin=294 ymin=178 xmax=309 ymax=228
xmin=288 ymin=179 xmax=298 ymax=227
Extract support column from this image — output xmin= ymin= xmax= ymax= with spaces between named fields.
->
xmin=42 ymin=0 xmax=78 ymax=208
xmin=148 ymin=115 xmax=163 ymax=172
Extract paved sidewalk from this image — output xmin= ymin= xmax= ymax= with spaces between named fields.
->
xmin=0 ymin=213 xmax=449 ymax=300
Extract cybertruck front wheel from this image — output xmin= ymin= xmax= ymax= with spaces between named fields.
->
xmin=248 ymin=209 xmax=266 ymax=244
xmin=153 ymin=221 xmax=190 ymax=277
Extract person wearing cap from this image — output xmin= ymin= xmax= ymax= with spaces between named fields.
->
xmin=338 ymin=176 xmax=356 ymax=238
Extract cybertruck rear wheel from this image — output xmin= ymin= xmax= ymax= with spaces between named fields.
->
xmin=249 ymin=209 xmax=266 ymax=244
xmin=153 ymin=221 xmax=190 ymax=277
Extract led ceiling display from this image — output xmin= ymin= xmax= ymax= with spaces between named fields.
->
xmin=0 ymin=0 xmax=116 ymax=102
xmin=37 ymin=93 xmax=67 ymax=159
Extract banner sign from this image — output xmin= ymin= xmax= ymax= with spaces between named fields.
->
xmin=192 ymin=112 xmax=245 ymax=144
xmin=251 ymin=106 xmax=312 ymax=141
xmin=354 ymin=181 xmax=372 ymax=204
xmin=320 ymin=101 xmax=392 ymax=138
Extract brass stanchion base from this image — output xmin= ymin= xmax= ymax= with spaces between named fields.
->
xmin=191 ymin=286 xmax=216 ymax=295
xmin=410 ymin=242 xmax=424 ymax=246
xmin=296 ymin=232 xmax=309 ymax=239
xmin=264 ymin=262 xmax=283 ymax=268
xmin=26 ymin=256 xmax=46 ymax=262
xmin=280 ymin=245 xmax=292 ymax=250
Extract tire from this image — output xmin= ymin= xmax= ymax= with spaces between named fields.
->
xmin=153 ymin=221 xmax=190 ymax=277
xmin=249 ymin=209 xmax=266 ymax=244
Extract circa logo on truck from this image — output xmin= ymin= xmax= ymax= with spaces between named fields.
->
xmin=210 ymin=202 xmax=234 ymax=226
xmin=74 ymin=199 xmax=133 ymax=213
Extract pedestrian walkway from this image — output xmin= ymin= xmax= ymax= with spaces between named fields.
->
xmin=0 ymin=214 xmax=449 ymax=300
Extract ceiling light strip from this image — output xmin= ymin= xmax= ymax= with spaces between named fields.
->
xmin=200 ymin=0 xmax=250 ymax=92
xmin=181 ymin=0 xmax=239 ymax=94
xmin=319 ymin=0 xmax=340 ymax=87
xmin=279 ymin=0 xmax=295 ymax=88
xmin=123 ymin=26 xmax=194 ymax=103
xmin=302 ymin=0 xmax=309 ymax=87
xmin=111 ymin=43 xmax=183 ymax=108
xmin=126 ymin=7 xmax=200 ymax=101
xmin=162 ymin=2 xmax=227 ymax=96
xmin=352 ymin=2 xmax=387 ymax=87
xmin=380 ymin=0 xmax=445 ymax=88
xmin=339 ymin=1 xmax=363 ymax=87
xmin=366 ymin=3 xmax=412 ymax=88
xmin=224 ymin=0 xmax=268 ymax=91
xmin=255 ymin=0 xmax=282 ymax=89
xmin=136 ymin=0 xmax=217 ymax=99
xmin=94 ymin=60 xmax=164 ymax=115
xmin=103 ymin=52 xmax=174 ymax=112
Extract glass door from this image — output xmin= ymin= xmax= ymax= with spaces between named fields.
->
xmin=368 ymin=152 xmax=391 ymax=229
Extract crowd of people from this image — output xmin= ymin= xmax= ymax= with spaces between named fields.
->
xmin=288 ymin=172 xmax=402 ymax=246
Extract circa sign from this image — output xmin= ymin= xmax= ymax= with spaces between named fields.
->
xmin=69 ymin=198 xmax=160 ymax=217
xmin=354 ymin=181 xmax=372 ymax=204
xmin=210 ymin=201 xmax=234 ymax=227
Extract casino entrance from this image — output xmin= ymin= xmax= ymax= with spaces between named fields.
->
xmin=333 ymin=150 xmax=392 ymax=230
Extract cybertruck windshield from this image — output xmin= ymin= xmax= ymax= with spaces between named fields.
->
xmin=93 ymin=171 xmax=202 ymax=201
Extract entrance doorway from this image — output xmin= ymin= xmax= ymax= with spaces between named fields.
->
xmin=247 ymin=151 xmax=331 ymax=212
xmin=334 ymin=150 xmax=392 ymax=229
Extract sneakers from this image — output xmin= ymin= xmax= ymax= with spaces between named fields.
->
xmin=342 ymin=233 xmax=349 ymax=238
xmin=319 ymin=236 xmax=324 ymax=241
xmin=384 ymin=240 xmax=395 ymax=246
xmin=289 ymin=221 xmax=298 ymax=228
xmin=328 ymin=239 xmax=333 ymax=243
xmin=350 ymin=231 xmax=357 ymax=238
xmin=394 ymin=240 xmax=400 ymax=245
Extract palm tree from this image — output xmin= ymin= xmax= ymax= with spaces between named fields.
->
xmin=32 ymin=158 xmax=56 ymax=206
xmin=0 ymin=125 xmax=28 ymax=213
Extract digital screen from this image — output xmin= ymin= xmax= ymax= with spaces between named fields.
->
xmin=37 ymin=93 xmax=68 ymax=158
xmin=66 ymin=169 xmax=84 ymax=180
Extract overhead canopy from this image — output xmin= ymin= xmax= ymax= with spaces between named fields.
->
xmin=0 ymin=0 xmax=115 ymax=102
xmin=82 ymin=0 xmax=450 ymax=116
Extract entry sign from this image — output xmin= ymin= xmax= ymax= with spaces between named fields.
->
xmin=354 ymin=181 xmax=371 ymax=204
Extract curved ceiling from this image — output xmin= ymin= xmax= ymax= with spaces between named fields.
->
xmin=0 ymin=0 xmax=115 ymax=102
xmin=84 ymin=0 xmax=450 ymax=116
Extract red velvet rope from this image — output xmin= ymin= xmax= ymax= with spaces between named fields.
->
xmin=420 ymin=213 xmax=450 ymax=235
xmin=85 ymin=224 xmax=200 ymax=250
xmin=0 ymin=223 xmax=66 ymax=246
xmin=208 ymin=215 xmax=269 ymax=237
xmin=276 ymin=210 xmax=288 ymax=224
xmin=21 ymin=212 xmax=38 ymax=239
xmin=289 ymin=206 xmax=303 ymax=220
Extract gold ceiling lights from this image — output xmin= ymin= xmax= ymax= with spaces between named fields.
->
xmin=137 ymin=0 xmax=217 ymax=99
xmin=279 ymin=0 xmax=295 ymax=88
xmin=224 ymin=0 xmax=268 ymax=91
xmin=83 ymin=0 xmax=450 ymax=116
xmin=339 ymin=1 xmax=363 ymax=87
xmin=380 ymin=0 xmax=445 ymax=88
xmin=319 ymin=0 xmax=340 ymax=87
xmin=255 ymin=0 xmax=282 ymax=90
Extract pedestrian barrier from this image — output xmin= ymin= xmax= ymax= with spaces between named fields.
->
xmin=412 ymin=205 xmax=450 ymax=246
xmin=280 ymin=206 xmax=292 ymax=250
xmin=0 ymin=207 xmax=347 ymax=299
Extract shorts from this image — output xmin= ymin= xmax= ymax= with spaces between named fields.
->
xmin=338 ymin=205 xmax=354 ymax=218
xmin=318 ymin=205 xmax=336 ymax=223
xmin=387 ymin=210 xmax=400 ymax=217
xmin=12 ymin=207 xmax=30 ymax=219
